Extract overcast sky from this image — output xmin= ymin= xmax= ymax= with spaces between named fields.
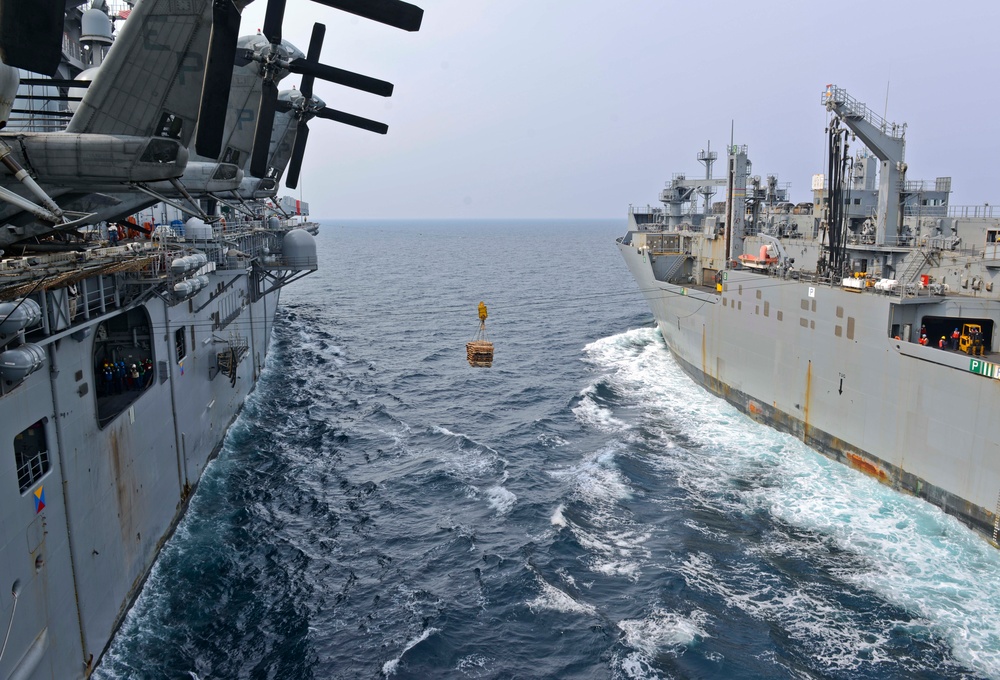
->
xmin=239 ymin=0 xmax=1000 ymax=220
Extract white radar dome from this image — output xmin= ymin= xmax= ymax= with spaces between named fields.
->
xmin=282 ymin=229 xmax=317 ymax=269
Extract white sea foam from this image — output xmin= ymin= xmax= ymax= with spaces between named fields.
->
xmin=615 ymin=652 xmax=656 ymax=680
xmin=569 ymin=523 xmax=649 ymax=581
xmin=612 ymin=605 xmax=712 ymax=679
xmin=618 ymin=607 xmax=710 ymax=656
xmin=526 ymin=575 xmax=596 ymax=616
xmin=547 ymin=445 xmax=633 ymax=507
xmin=588 ymin=326 xmax=1000 ymax=677
xmin=455 ymin=653 xmax=494 ymax=677
xmin=676 ymin=551 xmax=899 ymax=671
xmin=484 ymin=484 xmax=516 ymax=516
xmin=572 ymin=384 xmax=627 ymax=433
xmin=550 ymin=503 xmax=567 ymax=527
xmin=537 ymin=432 xmax=568 ymax=447
xmin=432 ymin=424 xmax=502 ymax=457
xmin=556 ymin=567 xmax=578 ymax=589
xmin=547 ymin=446 xmax=650 ymax=580
xmin=381 ymin=627 xmax=439 ymax=677
xmin=430 ymin=424 xmax=507 ymax=483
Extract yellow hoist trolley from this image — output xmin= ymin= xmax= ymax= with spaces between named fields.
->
xmin=466 ymin=301 xmax=494 ymax=367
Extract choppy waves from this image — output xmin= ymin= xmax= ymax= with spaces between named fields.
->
xmin=580 ymin=326 xmax=1000 ymax=678
xmin=96 ymin=223 xmax=1000 ymax=679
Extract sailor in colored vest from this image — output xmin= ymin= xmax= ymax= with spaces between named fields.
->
xmin=115 ymin=361 xmax=126 ymax=393
xmin=938 ymin=336 xmax=946 ymax=349
xmin=103 ymin=361 xmax=114 ymax=396
xmin=951 ymin=328 xmax=960 ymax=350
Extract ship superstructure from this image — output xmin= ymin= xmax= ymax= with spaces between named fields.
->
xmin=619 ymin=85 xmax=1000 ymax=546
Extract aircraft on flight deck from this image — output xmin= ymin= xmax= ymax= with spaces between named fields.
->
xmin=0 ymin=0 xmax=423 ymax=248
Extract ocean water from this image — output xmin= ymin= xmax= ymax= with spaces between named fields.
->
xmin=94 ymin=219 xmax=1000 ymax=680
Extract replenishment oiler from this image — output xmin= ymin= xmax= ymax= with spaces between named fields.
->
xmin=0 ymin=0 xmax=422 ymax=677
xmin=618 ymin=85 xmax=1000 ymax=547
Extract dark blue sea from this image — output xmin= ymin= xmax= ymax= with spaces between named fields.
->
xmin=95 ymin=219 xmax=1000 ymax=679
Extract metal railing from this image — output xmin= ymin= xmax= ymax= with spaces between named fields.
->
xmin=821 ymin=85 xmax=906 ymax=140
xmin=949 ymin=205 xmax=998 ymax=218
xmin=902 ymin=204 xmax=947 ymax=218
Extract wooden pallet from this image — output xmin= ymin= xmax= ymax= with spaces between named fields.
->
xmin=466 ymin=340 xmax=494 ymax=367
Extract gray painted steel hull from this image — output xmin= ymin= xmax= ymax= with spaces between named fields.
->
xmin=618 ymin=241 xmax=1000 ymax=542
xmin=0 ymin=269 xmax=283 ymax=679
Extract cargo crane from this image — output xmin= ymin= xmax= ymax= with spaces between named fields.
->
xmin=822 ymin=84 xmax=907 ymax=247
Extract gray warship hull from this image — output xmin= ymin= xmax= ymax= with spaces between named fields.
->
xmin=617 ymin=244 xmax=1000 ymax=537
xmin=618 ymin=86 xmax=1000 ymax=546
xmin=0 ymin=0 xmax=423 ymax=671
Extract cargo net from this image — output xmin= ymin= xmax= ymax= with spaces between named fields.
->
xmin=467 ymin=301 xmax=494 ymax=367
xmin=217 ymin=334 xmax=250 ymax=386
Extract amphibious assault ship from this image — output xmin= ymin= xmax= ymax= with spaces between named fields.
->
xmin=0 ymin=0 xmax=422 ymax=677
xmin=618 ymin=85 xmax=1000 ymax=546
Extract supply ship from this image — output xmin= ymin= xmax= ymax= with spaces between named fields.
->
xmin=0 ymin=0 xmax=422 ymax=677
xmin=618 ymin=85 xmax=1000 ymax=546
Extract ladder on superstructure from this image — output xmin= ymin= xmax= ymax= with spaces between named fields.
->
xmin=661 ymin=253 xmax=688 ymax=284
xmin=895 ymin=247 xmax=940 ymax=297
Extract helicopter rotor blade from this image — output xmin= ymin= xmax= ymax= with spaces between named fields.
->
xmin=284 ymin=121 xmax=310 ymax=190
xmin=195 ymin=0 xmax=243 ymax=158
xmin=250 ymin=79 xmax=279 ymax=177
xmin=300 ymin=23 xmax=325 ymax=101
xmin=262 ymin=0 xmax=286 ymax=45
xmin=315 ymin=107 xmax=388 ymax=134
xmin=288 ymin=59 xmax=393 ymax=97
xmin=0 ymin=0 xmax=63 ymax=75
xmin=309 ymin=0 xmax=423 ymax=31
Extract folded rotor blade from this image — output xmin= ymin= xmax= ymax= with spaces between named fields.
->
xmin=310 ymin=0 xmax=423 ymax=31
xmin=316 ymin=107 xmax=388 ymax=134
xmin=251 ymin=79 xmax=279 ymax=177
xmin=20 ymin=78 xmax=89 ymax=88
xmin=300 ymin=23 xmax=326 ymax=101
xmin=0 ymin=0 xmax=64 ymax=75
xmin=288 ymin=59 xmax=393 ymax=97
xmin=285 ymin=122 xmax=310 ymax=189
xmin=262 ymin=0 xmax=286 ymax=45
xmin=195 ymin=0 xmax=243 ymax=158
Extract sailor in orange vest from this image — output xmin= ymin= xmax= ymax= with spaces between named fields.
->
xmin=919 ymin=335 xmax=928 ymax=346
xmin=951 ymin=328 xmax=960 ymax=350
xmin=938 ymin=336 xmax=946 ymax=349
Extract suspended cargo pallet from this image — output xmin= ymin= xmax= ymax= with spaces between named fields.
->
xmin=467 ymin=301 xmax=493 ymax=367
xmin=466 ymin=340 xmax=494 ymax=367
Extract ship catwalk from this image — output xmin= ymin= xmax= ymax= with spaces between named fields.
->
xmin=619 ymin=85 xmax=1000 ymax=546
